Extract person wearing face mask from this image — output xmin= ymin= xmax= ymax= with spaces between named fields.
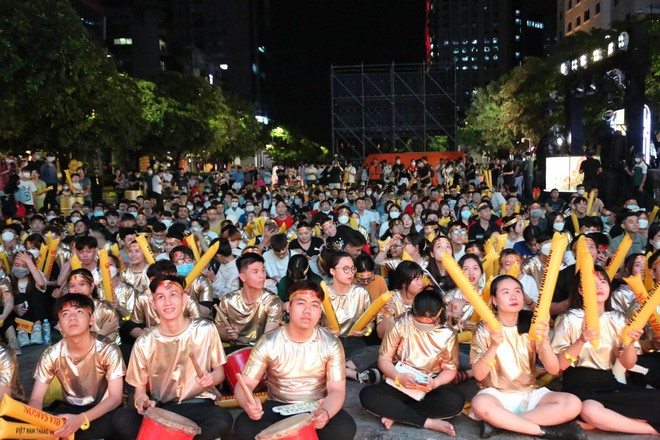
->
xmin=521 ymin=232 xmax=553 ymax=288
xmin=646 ymin=223 xmax=660 ymax=254
xmin=609 ymin=210 xmax=647 ymax=257
xmin=527 ymin=202 xmax=547 ymax=231
xmin=379 ymin=204 xmax=402 ymax=237
xmin=169 ymin=246 xmax=213 ymax=318
xmin=637 ymin=212 xmax=650 ymax=240
xmin=11 ymin=251 xmax=48 ymax=347
xmin=360 ymin=289 xmax=464 ymax=436
xmin=15 ymin=167 xmax=37 ymax=215
xmin=1 ymin=224 xmax=26 ymax=262
xmin=225 ymin=195 xmax=245 ymax=220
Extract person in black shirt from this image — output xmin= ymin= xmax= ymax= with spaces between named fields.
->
xmin=289 ymin=221 xmax=324 ymax=258
xmin=578 ymin=150 xmax=602 ymax=190
xmin=467 ymin=202 xmax=502 ymax=242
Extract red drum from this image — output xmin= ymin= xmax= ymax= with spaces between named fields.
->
xmin=224 ymin=347 xmax=253 ymax=391
xmin=256 ymin=414 xmax=319 ymax=440
xmin=136 ymin=407 xmax=201 ymax=440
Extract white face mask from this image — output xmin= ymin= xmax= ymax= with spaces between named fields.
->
xmin=70 ymin=217 xmax=81 ymax=223
xmin=246 ymin=205 xmax=254 ymax=212
xmin=1 ymin=232 xmax=14 ymax=243
xmin=639 ymin=219 xmax=649 ymax=229
xmin=109 ymin=266 xmax=119 ymax=278
xmin=338 ymin=215 xmax=350 ymax=225
xmin=22 ymin=172 xmax=30 ymax=178
xmin=390 ymin=211 xmax=400 ymax=219
xmin=653 ymin=240 xmax=660 ymax=250
xmin=230 ymin=202 xmax=239 ymax=208
xmin=635 ymin=157 xmax=642 ymax=163
xmin=27 ymin=249 xmax=40 ymax=259
xmin=541 ymin=242 xmax=552 ymax=256
xmin=553 ymin=222 xmax=565 ymax=231
xmin=626 ymin=204 xmax=639 ymax=212
xmin=162 ymin=219 xmax=173 ymax=228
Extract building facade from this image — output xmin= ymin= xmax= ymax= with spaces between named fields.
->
xmin=559 ymin=0 xmax=660 ymax=37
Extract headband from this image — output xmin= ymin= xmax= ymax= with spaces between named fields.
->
xmin=289 ymin=289 xmax=322 ymax=301
xmin=69 ymin=273 xmax=92 ymax=285
xmin=502 ymin=215 xmax=522 ymax=229
xmin=155 ymin=279 xmax=185 ymax=294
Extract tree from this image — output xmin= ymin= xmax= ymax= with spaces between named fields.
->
xmin=0 ymin=0 xmax=143 ymax=157
xmin=266 ymin=126 xmax=330 ymax=164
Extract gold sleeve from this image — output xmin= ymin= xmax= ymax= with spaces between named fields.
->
xmin=264 ymin=293 xmax=284 ymax=323
xmin=469 ymin=321 xmax=491 ymax=366
xmin=126 ymin=334 xmax=150 ymax=388
xmin=550 ymin=311 xmax=581 ymax=356
xmin=34 ymin=345 xmax=57 ymax=385
xmin=130 ymin=294 xmax=148 ymax=324
xmin=103 ymin=343 xmax=127 ymax=382
xmin=186 ymin=296 xmax=202 ymax=319
xmin=325 ymin=336 xmax=346 ymax=382
xmin=242 ymin=335 xmax=268 ymax=381
xmin=190 ymin=276 xmax=214 ymax=304
xmin=379 ymin=316 xmax=403 ymax=359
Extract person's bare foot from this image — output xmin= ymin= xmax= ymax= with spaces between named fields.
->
xmin=381 ymin=417 xmax=395 ymax=429
xmin=424 ymin=418 xmax=456 ymax=436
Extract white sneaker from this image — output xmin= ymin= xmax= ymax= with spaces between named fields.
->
xmin=31 ymin=324 xmax=43 ymax=345
xmin=8 ymin=337 xmax=21 ymax=355
xmin=17 ymin=330 xmax=30 ymax=347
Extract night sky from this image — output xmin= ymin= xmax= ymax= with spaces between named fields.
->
xmin=268 ymin=0 xmax=426 ymax=145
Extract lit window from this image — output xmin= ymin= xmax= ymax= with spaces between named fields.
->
xmin=220 ymin=64 xmax=229 ymax=70
xmin=515 ymin=18 xmax=521 ymax=25
xmin=493 ymin=55 xmax=499 ymax=60
xmin=472 ymin=39 xmax=478 ymax=44
xmin=484 ymin=47 xmax=491 ymax=52
xmin=492 ymin=37 xmax=498 ymax=43
xmin=462 ymin=66 xmax=468 ymax=70
xmin=462 ymin=56 xmax=469 ymax=61
xmin=113 ymin=38 xmax=133 ymax=45
xmin=484 ymin=56 xmax=490 ymax=60
xmin=515 ymin=9 xmax=520 ymax=16
xmin=462 ymin=48 xmax=467 ymax=53
xmin=444 ymin=40 xmax=449 ymax=45
xmin=484 ymin=38 xmax=490 ymax=44
xmin=453 ymin=49 xmax=459 ymax=54
xmin=515 ymin=35 xmax=520 ymax=41
xmin=159 ymin=39 xmax=166 ymax=50
xmin=472 ymin=65 xmax=478 ymax=70
xmin=515 ymin=52 xmax=521 ymax=58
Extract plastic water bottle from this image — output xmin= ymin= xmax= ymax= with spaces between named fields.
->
xmin=43 ymin=319 xmax=51 ymax=345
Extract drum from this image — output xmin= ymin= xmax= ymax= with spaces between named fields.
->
xmin=256 ymin=414 xmax=318 ymax=440
xmin=224 ymin=347 xmax=252 ymax=391
xmin=136 ymin=407 xmax=201 ymax=440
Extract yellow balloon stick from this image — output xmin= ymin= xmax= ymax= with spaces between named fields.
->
xmin=440 ymin=253 xmax=501 ymax=332
xmin=623 ymin=274 xmax=660 ymax=336
xmin=577 ymin=237 xmax=600 ymax=348
xmin=185 ymin=235 xmax=201 ymax=262
xmin=649 ymin=205 xmax=659 ymax=225
xmin=45 ymin=232 xmax=53 ymax=246
xmin=606 ymin=234 xmax=632 ymax=281
xmin=586 ymin=189 xmax=596 ymax=216
xmin=401 ymin=250 xmax=414 ymax=262
xmin=0 ymin=418 xmax=57 ymax=440
xmin=644 ymin=251 xmax=655 ymax=291
xmin=36 ymin=243 xmax=48 ymax=271
xmin=622 ymin=285 xmax=660 ymax=346
xmin=319 ymin=281 xmax=341 ymax=332
xmin=109 ymin=243 xmax=124 ymax=272
xmin=471 ymin=276 xmax=494 ymax=323
xmin=70 ymin=254 xmax=82 ymax=270
xmin=506 ymin=261 xmax=520 ymax=278
xmin=571 ymin=212 xmax=580 ymax=233
xmin=530 ymin=233 xmax=568 ymax=341
xmin=482 ymin=247 xmax=498 ymax=281
xmin=63 ymin=170 xmax=74 ymax=192
xmin=496 ymin=233 xmax=508 ymax=254
xmin=349 ymin=291 xmax=392 ymax=334
xmin=185 ymin=241 xmax=219 ymax=287
xmin=500 ymin=203 xmax=507 ymax=217
xmin=43 ymin=238 xmax=60 ymax=279
xmin=99 ymin=249 xmax=115 ymax=301
xmin=514 ymin=204 xmax=520 ymax=214
xmin=135 ymin=234 xmax=156 ymax=265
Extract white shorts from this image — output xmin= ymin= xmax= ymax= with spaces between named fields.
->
xmin=469 ymin=387 xmax=552 ymax=419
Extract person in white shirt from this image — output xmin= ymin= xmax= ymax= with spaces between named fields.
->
xmin=205 ymin=238 xmax=240 ymax=300
xmin=261 ymin=234 xmax=290 ymax=282
xmin=16 ymin=169 xmax=37 ymax=212
xmin=225 ymin=195 xmax=245 ymax=220
xmin=347 ymin=163 xmax=357 ymax=185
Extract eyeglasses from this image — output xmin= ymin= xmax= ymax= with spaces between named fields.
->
xmin=339 ymin=266 xmax=357 ymax=274
xmin=451 ymin=229 xmax=467 ymax=235
xmin=391 ymin=243 xmax=404 ymax=248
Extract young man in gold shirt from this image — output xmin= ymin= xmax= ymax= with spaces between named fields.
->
xmin=114 ymin=274 xmax=232 ymax=440
xmin=29 ymin=294 xmax=125 ymax=440
xmin=234 ymin=279 xmax=356 ymax=440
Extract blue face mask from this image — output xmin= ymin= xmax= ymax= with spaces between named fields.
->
xmin=176 ymin=262 xmax=195 ymax=277
xmin=601 ymin=216 xmax=610 ymax=225
xmin=94 ymin=211 xmax=104 ymax=217
xmin=461 ymin=210 xmax=471 ymax=219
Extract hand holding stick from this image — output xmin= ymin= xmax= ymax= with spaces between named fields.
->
xmin=189 ymin=353 xmax=223 ymax=400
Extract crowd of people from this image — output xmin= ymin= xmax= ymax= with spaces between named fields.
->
xmin=0 ymin=150 xmax=658 ymax=439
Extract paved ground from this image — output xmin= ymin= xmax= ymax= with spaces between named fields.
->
xmin=14 ymin=342 xmax=658 ymax=440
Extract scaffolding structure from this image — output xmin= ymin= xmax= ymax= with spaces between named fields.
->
xmin=330 ymin=63 xmax=456 ymax=160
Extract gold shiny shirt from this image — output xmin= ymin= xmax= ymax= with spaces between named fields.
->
xmin=92 ymin=299 xmax=120 ymax=342
xmin=112 ymin=279 xmax=138 ymax=318
xmin=34 ymin=335 xmax=125 ymax=406
xmin=130 ymin=291 xmax=201 ymax=327
xmin=126 ymin=319 xmax=226 ymax=403
xmin=551 ymin=309 xmax=627 ymax=370
xmin=380 ymin=311 xmax=458 ymax=375
xmin=521 ymin=256 xmax=544 ymax=289
xmin=188 ymin=275 xmax=214 ymax=304
xmin=215 ymin=288 xmax=283 ymax=345
xmin=120 ymin=266 xmax=149 ymax=293
xmin=376 ymin=289 xmax=412 ymax=325
xmin=470 ymin=320 xmax=536 ymax=391
xmin=610 ymin=285 xmax=637 ymax=316
xmin=0 ymin=343 xmax=24 ymax=401
xmin=323 ymin=284 xmax=372 ymax=337
xmin=243 ymin=326 xmax=345 ymax=403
